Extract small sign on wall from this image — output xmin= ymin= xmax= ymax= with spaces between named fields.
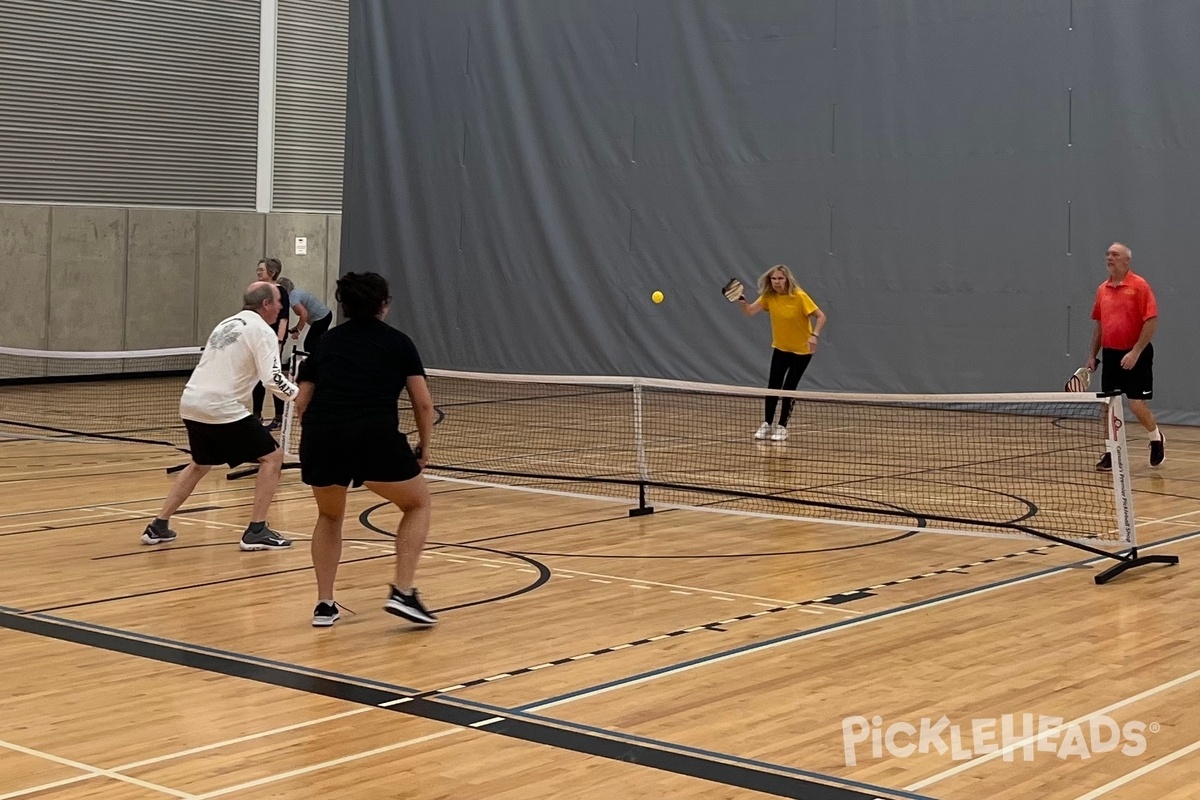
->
xmin=295 ymin=237 xmax=307 ymax=256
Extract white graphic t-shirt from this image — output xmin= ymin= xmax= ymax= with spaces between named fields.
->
xmin=180 ymin=310 xmax=299 ymax=424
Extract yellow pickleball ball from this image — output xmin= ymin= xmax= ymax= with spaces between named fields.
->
xmin=651 ymin=290 xmax=664 ymax=304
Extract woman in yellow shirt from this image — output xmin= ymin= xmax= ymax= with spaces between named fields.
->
xmin=736 ymin=265 xmax=827 ymax=441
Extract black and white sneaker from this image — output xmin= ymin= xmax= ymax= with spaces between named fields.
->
xmin=384 ymin=586 xmax=437 ymax=626
xmin=1096 ymin=452 xmax=1112 ymax=472
xmin=1150 ymin=435 xmax=1165 ymax=468
xmin=312 ymin=601 xmax=340 ymax=627
xmin=239 ymin=526 xmax=292 ymax=551
xmin=141 ymin=524 xmax=177 ymax=545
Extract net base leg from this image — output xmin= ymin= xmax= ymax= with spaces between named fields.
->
xmin=629 ymin=506 xmax=655 ymax=517
xmin=1094 ymin=550 xmax=1180 ymax=585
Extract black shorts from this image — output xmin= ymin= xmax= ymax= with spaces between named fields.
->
xmin=1101 ymin=344 xmax=1153 ymax=400
xmin=300 ymin=423 xmax=422 ymax=488
xmin=184 ymin=416 xmax=279 ymax=467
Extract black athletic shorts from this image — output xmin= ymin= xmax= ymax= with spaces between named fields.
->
xmin=1101 ymin=344 xmax=1153 ymax=400
xmin=300 ymin=423 xmax=422 ymax=488
xmin=184 ymin=416 xmax=279 ymax=467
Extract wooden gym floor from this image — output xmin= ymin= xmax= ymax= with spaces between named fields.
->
xmin=2 ymin=424 xmax=1200 ymax=799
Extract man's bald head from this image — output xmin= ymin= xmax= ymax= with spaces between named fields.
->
xmin=244 ymin=281 xmax=278 ymax=309
xmin=244 ymin=281 xmax=282 ymax=324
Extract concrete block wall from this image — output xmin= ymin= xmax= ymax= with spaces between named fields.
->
xmin=0 ymin=205 xmax=341 ymax=351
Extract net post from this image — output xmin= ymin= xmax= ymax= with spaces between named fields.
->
xmin=1107 ymin=394 xmax=1137 ymax=548
xmin=281 ymin=352 xmax=304 ymax=462
xmin=629 ymin=381 xmax=654 ymax=517
xmin=1095 ymin=394 xmax=1180 ymax=584
xmin=227 ymin=352 xmax=304 ymax=481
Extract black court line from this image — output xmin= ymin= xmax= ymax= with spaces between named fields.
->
xmin=0 ymin=463 xmax=172 ymax=484
xmin=0 ymin=608 xmax=926 ymax=800
xmin=23 ymin=559 xmax=384 ymax=614
xmin=521 ymin=530 xmax=1197 ymax=714
xmin=34 ymin=545 xmax=544 ymax=617
xmin=407 ymin=544 xmax=1061 ymax=698
xmin=92 ymin=538 xmax=385 ymax=561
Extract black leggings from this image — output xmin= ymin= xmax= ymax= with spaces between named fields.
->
xmin=765 ymin=348 xmax=812 ymax=427
xmin=303 ymin=312 xmax=333 ymax=353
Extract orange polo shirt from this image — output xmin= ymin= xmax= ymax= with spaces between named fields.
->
xmin=1091 ymin=271 xmax=1157 ymax=350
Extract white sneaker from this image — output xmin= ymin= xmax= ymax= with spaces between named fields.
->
xmin=754 ymin=422 xmax=773 ymax=440
xmin=770 ymin=425 xmax=788 ymax=441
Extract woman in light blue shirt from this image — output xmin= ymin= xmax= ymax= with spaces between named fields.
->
xmin=279 ymin=277 xmax=334 ymax=353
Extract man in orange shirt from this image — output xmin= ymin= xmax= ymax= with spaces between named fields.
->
xmin=1087 ymin=242 xmax=1163 ymax=471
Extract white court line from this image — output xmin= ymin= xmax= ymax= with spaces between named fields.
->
xmin=0 ymin=483 xmax=308 ymax=520
xmin=526 ymin=573 xmax=1061 ymax=715
xmin=1071 ymin=739 xmax=1200 ymax=800
xmin=0 ymin=739 xmax=196 ymax=799
xmin=92 ymin=505 xmax=306 ymax=540
xmin=112 ymin=708 xmax=376 ymax=771
xmin=525 ymin=533 xmax=1196 ymax=715
xmin=396 ymin=542 xmax=831 ymax=610
xmin=0 ymin=707 xmax=380 ymax=800
xmin=1136 ymin=508 xmax=1200 ymax=527
xmin=550 ymin=566 xmax=830 ymax=611
xmin=194 ymin=729 xmax=462 ymax=798
xmin=0 ymin=774 xmax=96 ymax=799
xmin=0 ymin=509 xmax=127 ymax=533
xmin=1138 ymin=519 xmax=1198 ymax=528
xmin=905 ymin=666 xmax=1200 ymax=791
xmin=812 ymin=604 xmax=864 ymax=616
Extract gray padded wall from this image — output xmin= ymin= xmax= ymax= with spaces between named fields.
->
xmin=343 ymin=0 xmax=1200 ymax=423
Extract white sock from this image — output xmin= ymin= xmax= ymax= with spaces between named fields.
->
xmin=1150 ymin=428 xmax=1162 ymax=442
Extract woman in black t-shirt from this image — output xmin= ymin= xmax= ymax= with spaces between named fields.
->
xmin=295 ymin=272 xmax=437 ymax=628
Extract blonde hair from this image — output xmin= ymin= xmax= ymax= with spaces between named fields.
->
xmin=757 ymin=264 xmax=799 ymax=297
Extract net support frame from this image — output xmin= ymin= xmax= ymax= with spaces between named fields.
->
xmin=227 ymin=356 xmax=304 ymax=481
xmin=629 ymin=383 xmax=654 ymax=517
xmin=1091 ymin=395 xmax=1179 ymax=584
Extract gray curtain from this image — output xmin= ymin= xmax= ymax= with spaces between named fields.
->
xmin=343 ymin=0 xmax=1200 ymax=424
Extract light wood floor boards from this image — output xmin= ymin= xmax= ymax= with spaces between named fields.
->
xmin=2 ymin=425 xmax=1200 ymax=799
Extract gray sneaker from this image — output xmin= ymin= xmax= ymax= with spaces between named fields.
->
xmin=239 ymin=526 xmax=292 ymax=551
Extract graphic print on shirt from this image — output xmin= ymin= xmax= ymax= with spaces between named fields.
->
xmin=208 ymin=318 xmax=247 ymax=350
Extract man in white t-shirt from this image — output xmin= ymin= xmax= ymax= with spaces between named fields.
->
xmin=141 ymin=282 xmax=300 ymax=550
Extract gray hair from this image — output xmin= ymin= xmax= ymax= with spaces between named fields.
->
xmin=243 ymin=283 xmax=276 ymax=310
xmin=278 ymin=276 xmax=294 ymax=293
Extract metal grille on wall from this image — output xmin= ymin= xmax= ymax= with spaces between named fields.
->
xmin=273 ymin=0 xmax=349 ymax=212
xmin=0 ymin=0 xmax=260 ymax=208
